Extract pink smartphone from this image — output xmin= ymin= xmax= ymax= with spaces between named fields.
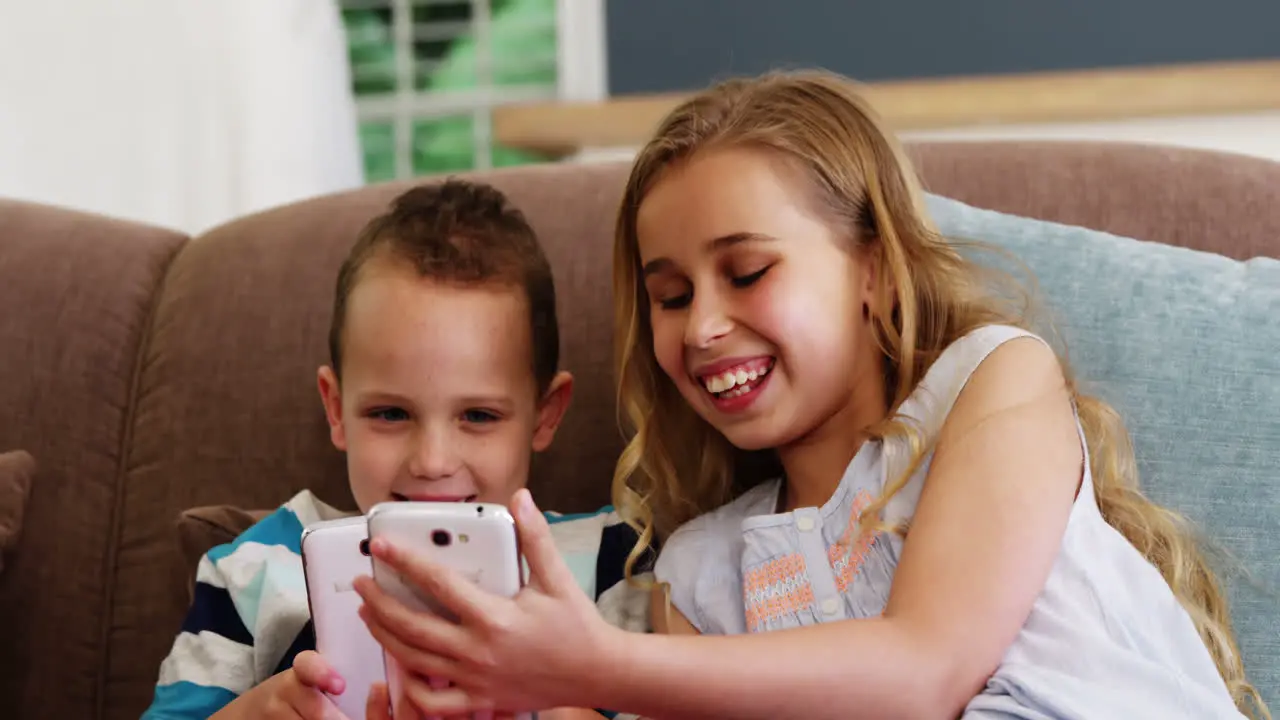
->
xmin=300 ymin=515 xmax=385 ymax=718
xmin=366 ymin=501 xmax=530 ymax=720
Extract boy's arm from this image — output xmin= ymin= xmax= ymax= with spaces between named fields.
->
xmin=141 ymin=554 xmax=255 ymax=718
xmin=145 ymin=498 xmax=320 ymax=718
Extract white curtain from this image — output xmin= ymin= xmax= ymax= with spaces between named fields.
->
xmin=0 ymin=1 xmax=365 ymax=235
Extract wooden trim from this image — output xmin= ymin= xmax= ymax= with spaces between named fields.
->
xmin=493 ymin=59 xmax=1280 ymax=155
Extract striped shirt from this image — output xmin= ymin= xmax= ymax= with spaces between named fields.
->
xmin=143 ymin=491 xmax=652 ymax=718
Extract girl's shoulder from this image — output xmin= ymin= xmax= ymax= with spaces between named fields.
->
xmin=653 ymin=482 xmax=778 ymax=575
xmin=880 ymin=324 xmax=1054 ymax=523
xmin=666 ymin=481 xmax=780 ymax=546
xmin=934 ymin=324 xmax=1046 ymax=374
xmin=899 ymin=324 xmax=1049 ymax=426
xmin=651 ymin=482 xmax=779 ymax=634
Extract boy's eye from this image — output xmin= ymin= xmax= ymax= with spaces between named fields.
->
xmin=368 ymin=407 xmax=409 ymax=422
xmin=730 ymin=265 xmax=770 ymax=288
xmin=462 ymin=409 xmax=500 ymax=424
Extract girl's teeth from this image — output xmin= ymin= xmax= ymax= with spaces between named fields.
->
xmin=703 ymin=362 xmax=772 ymax=395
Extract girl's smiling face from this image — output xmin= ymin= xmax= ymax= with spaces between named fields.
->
xmin=636 ymin=146 xmax=887 ymax=455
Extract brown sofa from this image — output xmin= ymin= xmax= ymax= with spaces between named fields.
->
xmin=2 ymin=141 xmax=1279 ymax=720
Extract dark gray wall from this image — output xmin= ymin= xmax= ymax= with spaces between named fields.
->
xmin=606 ymin=0 xmax=1280 ymax=95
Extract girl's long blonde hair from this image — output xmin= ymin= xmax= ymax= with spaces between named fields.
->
xmin=610 ymin=69 xmax=1267 ymax=719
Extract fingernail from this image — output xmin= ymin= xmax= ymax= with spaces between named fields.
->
xmin=369 ymin=537 xmax=391 ymax=557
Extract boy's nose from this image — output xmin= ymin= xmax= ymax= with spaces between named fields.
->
xmin=407 ymin=429 xmax=461 ymax=480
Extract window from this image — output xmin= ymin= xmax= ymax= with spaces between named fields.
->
xmin=340 ymin=0 xmax=604 ymax=182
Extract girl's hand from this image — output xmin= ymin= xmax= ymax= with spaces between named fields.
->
xmin=365 ymin=682 xmax=517 ymax=720
xmin=354 ymin=489 xmax=622 ymax=716
xmin=379 ymin=672 xmax=574 ymax=720
xmin=364 ymin=683 xmax=391 ymax=720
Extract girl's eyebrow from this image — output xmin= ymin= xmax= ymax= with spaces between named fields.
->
xmin=642 ymin=232 xmax=776 ymax=277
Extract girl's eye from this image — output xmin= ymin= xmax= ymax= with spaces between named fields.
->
xmin=658 ymin=292 xmax=692 ymax=310
xmin=369 ymin=407 xmax=409 ymax=422
xmin=462 ymin=409 xmax=500 ymax=424
xmin=730 ymin=266 xmax=770 ymax=288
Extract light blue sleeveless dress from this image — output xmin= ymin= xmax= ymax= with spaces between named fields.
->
xmin=654 ymin=325 xmax=1245 ymax=719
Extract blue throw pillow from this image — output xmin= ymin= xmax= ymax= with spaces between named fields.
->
xmin=926 ymin=193 xmax=1280 ymax=707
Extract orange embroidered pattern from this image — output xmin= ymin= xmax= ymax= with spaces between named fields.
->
xmin=829 ymin=489 xmax=882 ymax=593
xmin=742 ymin=490 xmax=886 ymax=632
xmin=743 ymin=553 xmax=814 ymax=632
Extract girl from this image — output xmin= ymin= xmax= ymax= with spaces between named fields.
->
xmin=354 ymin=70 xmax=1268 ymax=720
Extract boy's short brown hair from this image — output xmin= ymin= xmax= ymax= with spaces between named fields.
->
xmin=328 ymin=179 xmax=559 ymax=393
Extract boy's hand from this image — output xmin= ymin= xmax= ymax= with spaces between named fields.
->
xmin=354 ymin=489 xmax=620 ymax=716
xmin=212 ymin=651 xmax=349 ymax=719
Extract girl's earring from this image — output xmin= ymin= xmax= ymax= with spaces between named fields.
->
xmin=862 ymin=303 xmax=871 ymax=320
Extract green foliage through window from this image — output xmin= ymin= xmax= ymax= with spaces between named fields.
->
xmin=341 ymin=0 xmax=558 ymax=180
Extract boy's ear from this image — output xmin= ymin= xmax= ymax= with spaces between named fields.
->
xmin=531 ymin=371 xmax=574 ymax=452
xmin=317 ymin=366 xmax=347 ymax=451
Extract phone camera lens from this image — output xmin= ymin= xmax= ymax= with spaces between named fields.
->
xmin=359 ymin=539 xmax=370 ymax=556
xmin=431 ymin=529 xmax=452 ymax=547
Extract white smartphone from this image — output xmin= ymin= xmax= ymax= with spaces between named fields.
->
xmin=366 ymin=501 xmax=529 ymax=720
xmin=300 ymin=515 xmax=385 ymax=719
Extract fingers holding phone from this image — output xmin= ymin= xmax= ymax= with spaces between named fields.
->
xmin=211 ymin=651 xmax=348 ymax=719
xmin=363 ymin=501 xmax=531 ymax=720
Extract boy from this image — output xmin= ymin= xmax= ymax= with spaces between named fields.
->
xmin=143 ymin=180 xmax=649 ymax=719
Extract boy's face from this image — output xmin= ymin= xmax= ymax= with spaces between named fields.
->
xmin=318 ymin=256 xmax=572 ymax=514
